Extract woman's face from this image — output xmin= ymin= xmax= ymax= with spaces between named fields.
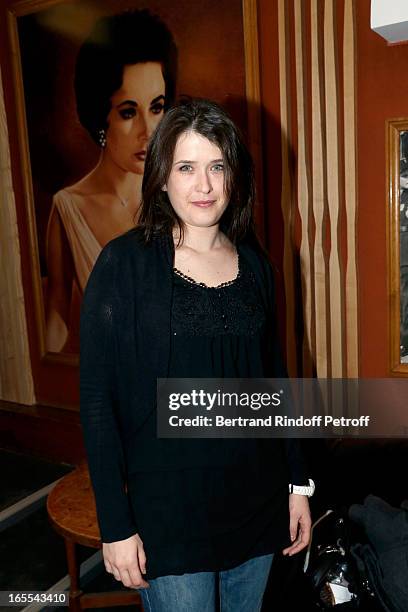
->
xmin=106 ymin=62 xmax=165 ymax=175
xmin=163 ymin=131 xmax=228 ymax=229
xmin=401 ymin=174 xmax=408 ymax=191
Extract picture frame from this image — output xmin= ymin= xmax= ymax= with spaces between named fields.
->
xmin=387 ymin=118 xmax=408 ymax=375
xmin=3 ymin=0 xmax=262 ymax=382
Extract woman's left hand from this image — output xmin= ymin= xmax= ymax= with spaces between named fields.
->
xmin=282 ymin=494 xmax=312 ymax=556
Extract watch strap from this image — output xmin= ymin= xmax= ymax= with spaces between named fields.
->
xmin=289 ymin=478 xmax=315 ymax=497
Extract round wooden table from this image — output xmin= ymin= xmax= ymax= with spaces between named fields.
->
xmin=47 ymin=462 xmax=142 ymax=611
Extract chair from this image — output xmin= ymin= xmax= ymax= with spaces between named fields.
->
xmin=47 ymin=462 xmax=142 ymax=611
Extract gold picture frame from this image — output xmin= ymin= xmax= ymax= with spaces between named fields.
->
xmin=387 ymin=118 xmax=408 ymax=375
xmin=2 ymin=0 xmax=262 ymax=407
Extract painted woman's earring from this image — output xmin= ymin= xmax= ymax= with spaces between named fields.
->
xmin=97 ymin=128 xmax=107 ymax=148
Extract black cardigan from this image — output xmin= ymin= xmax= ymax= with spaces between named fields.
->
xmin=79 ymin=227 xmax=308 ymax=543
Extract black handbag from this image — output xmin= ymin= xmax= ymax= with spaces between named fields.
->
xmin=304 ymin=508 xmax=380 ymax=610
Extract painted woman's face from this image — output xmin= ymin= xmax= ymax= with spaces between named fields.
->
xmin=106 ymin=62 xmax=165 ymax=175
xmin=401 ymin=174 xmax=408 ymax=191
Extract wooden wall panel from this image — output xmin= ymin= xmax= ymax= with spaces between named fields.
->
xmin=311 ymin=0 xmax=329 ymax=378
xmin=243 ymin=0 xmax=265 ymax=240
xmin=278 ymin=0 xmax=298 ymax=375
xmin=343 ymin=0 xmax=359 ymax=378
xmin=324 ymin=0 xmax=345 ymax=377
xmin=277 ymin=0 xmax=358 ymax=378
xmin=294 ymin=0 xmax=314 ymax=376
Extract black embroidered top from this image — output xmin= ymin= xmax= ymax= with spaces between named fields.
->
xmin=79 ymin=229 xmax=310 ymax=580
xmin=124 ymin=256 xmax=296 ymax=578
xmin=170 ymin=255 xmax=267 ymax=377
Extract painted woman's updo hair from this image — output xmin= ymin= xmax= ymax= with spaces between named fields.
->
xmin=74 ymin=9 xmax=177 ymax=144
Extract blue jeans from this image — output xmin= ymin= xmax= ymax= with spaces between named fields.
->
xmin=139 ymin=553 xmax=274 ymax=612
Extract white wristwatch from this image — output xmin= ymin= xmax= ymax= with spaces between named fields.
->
xmin=289 ymin=478 xmax=315 ymax=497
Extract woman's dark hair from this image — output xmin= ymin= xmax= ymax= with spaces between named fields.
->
xmin=75 ymin=9 xmax=177 ymax=144
xmin=139 ymin=98 xmax=255 ymax=244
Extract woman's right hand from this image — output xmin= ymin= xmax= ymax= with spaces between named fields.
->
xmin=102 ymin=533 xmax=149 ymax=589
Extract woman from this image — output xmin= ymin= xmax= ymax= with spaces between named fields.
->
xmin=80 ymin=99 xmax=313 ymax=611
xmin=45 ymin=9 xmax=177 ymax=352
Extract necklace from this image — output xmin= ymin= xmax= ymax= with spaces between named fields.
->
xmin=118 ymin=196 xmax=129 ymax=207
